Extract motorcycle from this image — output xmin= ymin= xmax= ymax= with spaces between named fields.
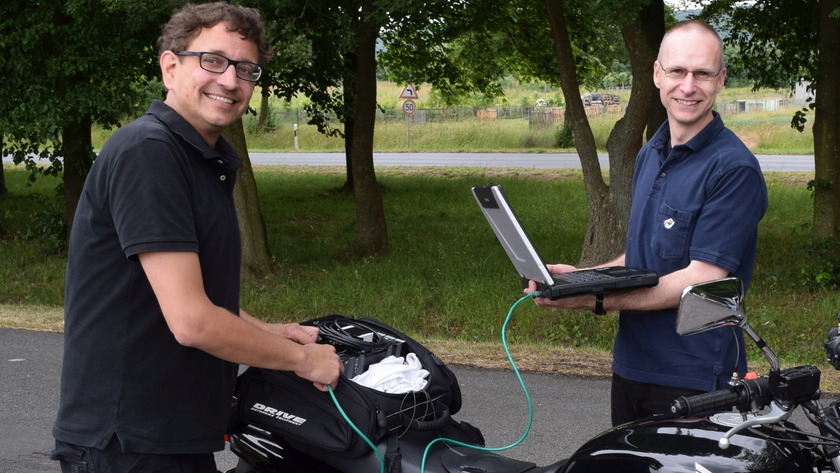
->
xmin=225 ymin=277 xmax=840 ymax=472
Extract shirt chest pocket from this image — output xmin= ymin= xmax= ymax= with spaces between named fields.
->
xmin=650 ymin=203 xmax=695 ymax=260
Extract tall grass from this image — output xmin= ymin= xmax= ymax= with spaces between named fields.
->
xmin=229 ymin=82 xmax=813 ymax=155
xmin=245 ymin=117 xmax=567 ymax=152
xmin=2 ymin=165 xmax=837 ymax=370
xmin=0 ymin=170 xmax=66 ymax=306
xmin=239 ymin=114 xmax=812 ymax=156
xmin=723 ymin=110 xmax=814 ymax=154
xmin=89 ymin=83 xmax=813 ymax=154
xmin=240 ymin=108 xmax=813 ymax=155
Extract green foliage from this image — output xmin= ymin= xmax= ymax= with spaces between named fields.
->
xmin=701 ymin=0 xmax=821 ymax=106
xmin=800 ymin=237 xmax=840 ymax=286
xmin=555 ymin=124 xmax=575 ymax=148
xmin=21 ymin=193 xmax=66 ymax=253
xmin=0 ymin=168 xmax=65 ymax=250
xmin=253 ymin=0 xmax=503 ymax=137
xmin=255 ymin=1 xmax=347 ymax=137
xmin=752 ymin=177 xmax=840 ymax=291
xmin=0 ymin=0 xmax=176 ymax=180
xmin=762 ymin=224 xmax=840 ymax=289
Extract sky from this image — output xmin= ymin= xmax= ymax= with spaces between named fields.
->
xmin=664 ymin=0 xmax=706 ymax=10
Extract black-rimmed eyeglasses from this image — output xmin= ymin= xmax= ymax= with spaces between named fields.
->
xmin=177 ymin=51 xmax=263 ymax=82
xmin=658 ymin=63 xmax=722 ymax=82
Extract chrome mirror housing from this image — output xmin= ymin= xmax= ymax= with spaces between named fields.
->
xmin=676 ymin=277 xmax=779 ymax=374
xmin=676 ymin=277 xmax=746 ymax=335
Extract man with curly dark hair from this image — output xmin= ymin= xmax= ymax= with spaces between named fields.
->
xmin=52 ymin=3 xmax=342 ymax=471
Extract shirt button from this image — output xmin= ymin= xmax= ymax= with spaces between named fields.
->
xmin=660 ymin=172 xmax=666 ymax=177
xmin=220 ymin=175 xmax=227 ymax=181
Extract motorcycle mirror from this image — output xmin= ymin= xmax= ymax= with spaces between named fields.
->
xmin=676 ymin=277 xmax=746 ymax=335
xmin=676 ymin=277 xmax=779 ymax=375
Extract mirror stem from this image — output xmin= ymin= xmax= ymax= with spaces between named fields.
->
xmin=743 ymin=322 xmax=780 ymax=374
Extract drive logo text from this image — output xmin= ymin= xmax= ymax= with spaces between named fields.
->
xmin=250 ymin=403 xmax=307 ymax=426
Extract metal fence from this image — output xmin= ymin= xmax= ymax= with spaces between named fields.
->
xmin=269 ymin=104 xmax=623 ymax=130
xmin=718 ymin=98 xmax=794 ymax=114
xmin=269 ymin=97 xmax=793 ymax=128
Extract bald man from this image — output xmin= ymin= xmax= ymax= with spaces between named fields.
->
xmin=528 ymin=20 xmax=768 ymax=425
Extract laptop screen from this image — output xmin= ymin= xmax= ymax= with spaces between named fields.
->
xmin=472 ymin=184 xmax=555 ymax=285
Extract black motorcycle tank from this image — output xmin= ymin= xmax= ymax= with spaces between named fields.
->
xmin=559 ymin=416 xmax=817 ymax=473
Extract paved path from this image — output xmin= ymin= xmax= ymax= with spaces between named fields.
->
xmin=3 ymin=152 xmax=816 ymax=172
xmin=249 ymin=152 xmax=814 ymax=172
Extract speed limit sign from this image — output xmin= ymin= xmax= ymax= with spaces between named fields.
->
xmin=401 ymin=99 xmax=416 ymax=116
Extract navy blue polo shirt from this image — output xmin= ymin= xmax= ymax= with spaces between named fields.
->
xmin=612 ymin=112 xmax=768 ymax=392
xmin=54 ymin=100 xmax=242 ymax=454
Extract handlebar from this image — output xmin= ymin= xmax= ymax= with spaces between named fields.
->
xmin=671 ymin=376 xmax=772 ymax=417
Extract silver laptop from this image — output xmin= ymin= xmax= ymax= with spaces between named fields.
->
xmin=472 ymin=184 xmax=658 ymax=300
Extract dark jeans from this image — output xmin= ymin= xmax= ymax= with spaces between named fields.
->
xmin=610 ymin=373 xmax=705 ymax=426
xmin=51 ymin=436 xmax=218 ymax=473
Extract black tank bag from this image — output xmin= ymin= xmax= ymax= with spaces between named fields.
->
xmin=235 ymin=314 xmax=463 ymax=459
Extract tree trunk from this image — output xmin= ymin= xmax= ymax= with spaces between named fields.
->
xmin=224 ymin=117 xmax=275 ymax=277
xmin=0 ymin=138 xmax=7 ymax=199
xmin=343 ymin=52 xmax=359 ymax=190
xmin=544 ymin=0 xmax=615 ymax=265
xmin=349 ymin=0 xmax=388 ymax=255
xmin=812 ymin=0 xmax=840 ymax=258
xmin=61 ymin=116 xmax=94 ymax=240
xmin=600 ymin=0 xmax=666 ymax=257
xmin=257 ymin=91 xmax=270 ymax=132
xmin=544 ymin=0 xmax=664 ymax=266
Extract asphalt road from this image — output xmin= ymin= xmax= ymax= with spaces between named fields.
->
xmin=250 ymin=152 xmax=816 ymax=172
xmin=0 ymin=328 xmax=613 ymax=472
xmin=3 ymin=152 xmax=816 ymax=173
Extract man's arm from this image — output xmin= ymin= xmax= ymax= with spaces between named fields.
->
xmin=138 ymin=251 xmax=342 ymax=390
xmin=531 ymin=259 xmax=728 ymax=313
xmin=239 ymin=309 xmax=321 ymax=346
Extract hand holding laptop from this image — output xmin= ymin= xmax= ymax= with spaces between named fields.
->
xmin=524 ymin=263 xmax=598 ymax=308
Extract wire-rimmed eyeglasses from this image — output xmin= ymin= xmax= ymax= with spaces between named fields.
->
xmin=178 ymin=51 xmax=263 ymax=82
xmin=658 ymin=63 xmax=722 ymax=82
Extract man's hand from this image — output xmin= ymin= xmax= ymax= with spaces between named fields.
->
xmin=523 ymin=264 xmax=578 ymax=298
xmin=296 ymin=343 xmax=344 ymax=392
xmin=244 ymin=318 xmax=340 ymax=390
xmin=263 ymin=323 xmax=320 ymax=345
xmin=525 ymin=263 xmax=601 ymax=310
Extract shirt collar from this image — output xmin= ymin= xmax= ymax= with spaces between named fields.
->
xmin=146 ymin=100 xmax=242 ymax=168
xmin=682 ymin=111 xmax=724 ymax=153
xmin=650 ymin=111 xmax=724 ymax=160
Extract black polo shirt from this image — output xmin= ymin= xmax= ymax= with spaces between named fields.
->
xmin=54 ymin=100 xmax=242 ymax=454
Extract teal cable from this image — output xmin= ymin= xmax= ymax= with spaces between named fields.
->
xmin=327 ymin=290 xmax=538 ymax=473
xmin=419 ymin=291 xmax=538 ymax=473
xmin=327 ymin=384 xmax=385 ymax=473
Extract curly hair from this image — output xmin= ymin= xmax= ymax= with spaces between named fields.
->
xmin=158 ymin=2 xmax=273 ymax=66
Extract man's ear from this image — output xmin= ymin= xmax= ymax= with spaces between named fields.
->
xmin=653 ymin=60 xmax=662 ymax=89
xmin=160 ymin=51 xmax=178 ymax=92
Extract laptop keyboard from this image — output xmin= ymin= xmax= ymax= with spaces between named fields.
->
xmin=554 ymin=270 xmax=614 ymax=283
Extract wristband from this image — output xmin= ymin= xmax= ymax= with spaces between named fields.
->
xmin=594 ymin=294 xmax=606 ymax=315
